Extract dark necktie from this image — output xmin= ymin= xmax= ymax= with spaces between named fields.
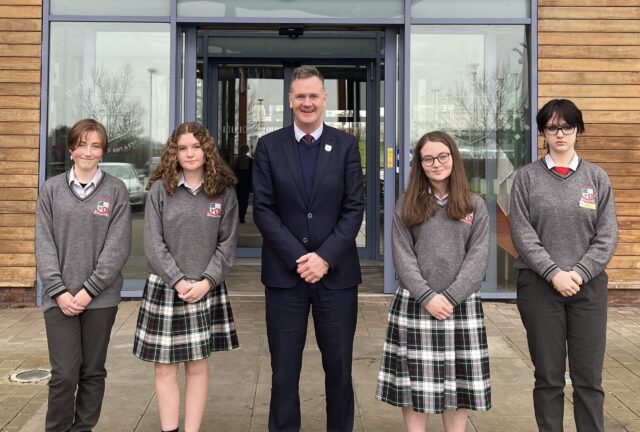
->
xmin=302 ymin=134 xmax=314 ymax=144
xmin=553 ymin=166 xmax=571 ymax=176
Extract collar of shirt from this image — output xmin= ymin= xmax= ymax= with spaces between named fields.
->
xmin=178 ymin=172 xmax=204 ymax=194
xmin=428 ymin=186 xmax=449 ymax=206
xmin=69 ymin=167 xmax=103 ymax=189
xmin=293 ymin=123 xmax=323 ymax=143
xmin=544 ymin=153 xmax=579 ymax=171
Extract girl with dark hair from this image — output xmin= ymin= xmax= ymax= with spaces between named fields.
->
xmin=133 ymin=122 xmax=240 ymax=432
xmin=376 ymin=131 xmax=491 ymax=431
xmin=510 ymin=99 xmax=618 ymax=432
xmin=36 ymin=118 xmax=132 ymax=431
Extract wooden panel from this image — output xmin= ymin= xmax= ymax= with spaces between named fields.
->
xmin=0 ymin=44 xmax=41 ymax=57
xmin=540 ymin=46 xmax=640 ymax=59
xmin=0 ymin=70 xmax=40 ymax=83
xmin=0 ymin=214 xmax=36 ymax=227
xmin=615 ymin=243 xmax=640 ymax=255
xmin=540 ymin=59 xmax=640 ymax=72
xmin=539 ymin=33 xmax=640 ymax=46
xmin=539 ymin=72 xmax=640 ymax=85
xmin=539 ymin=97 xmax=640 ymax=110
xmin=582 ymin=111 xmax=640 ymax=124
xmin=540 ymin=85 xmax=640 ymax=98
xmin=0 ymin=239 xmax=34 ymax=252
xmin=0 ymin=83 xmax=40 ymax=95
xmin=611 ymin=177 xmax=640 ymax=190
xmin=0 ymin=174 xmax=38 ymax=187
xmin=608 ymin=269 xmax=640 ymax=280
xmin=0 ymin=135 xmax=39 ymax=147
xmin=0 ymin=188 xmax=37 ymax=200
xmin=539 ymin=19 xmax=640 ymax=32
xmin=0 ymin=148 xmax=38 ymax=161
xmin=579 ymin=138 xmax=640 ymax=150
xmin=0 ymin=278 xmax=34 ymax=288
xmin=0 ymin=57 xmax=40 ymax=70
xmin=0 ymin=18 xmax=40 ymax=32
xmin=0 ymin=122 xmax=39 ymax=134
xmin=0 ymin=0 xmax=42 ymax=5
xmin=0 ymin=96 xmax=39 ymax=109
xmin=611 ymin=203 xmax=640 ymax=216
xmin=0 ymin=6 xmax=41 ymax=18
xmin=615 ymin=191 xmax=640 ymax=203
xmin=0 ymin=109 xmax=40 ymax=121
xmin=0 ymin=32 xmax=40 ymax=44
xmin=0 ymin=226 xmax=34 ymax=240
xmin=0 ymin=254 xmax=34 ymax=266
xmin=0 ymin=161 xmax=38 ymax=174
xmin=617 ymin=217 xmax=640 ymax=230
xmin=579 ymin=150 xmax=640 ymax=163
xmin=0 ymin=201 xmax=35 ymax=213
xmin=579 ymin=124 xmax=640 ymax=137
xmin=540 ymin=7 xmax=640 ymax=19
xmin=0 ymin=266 xmax=35 ymax=278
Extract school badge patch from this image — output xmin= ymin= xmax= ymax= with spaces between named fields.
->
xmin=207 ymin=201 xmax=222 ymax=218
xmin=93 ymin=198 xmax=111 ymax=217
xmin=461 ymin=212 xmax=474 ymax=225
xmin=579 ymin=186 xmax=597 ymax=210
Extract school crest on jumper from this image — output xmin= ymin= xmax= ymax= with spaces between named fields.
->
xmin=207 ymin=201 xmax=222 ymax=218
xmin=579 ymin=186 xmax=596 ymax=210
xmin=93 ymin=198 xmax=111 ymax=217
xmin=461 ymin=212 xmax=474 ymax=225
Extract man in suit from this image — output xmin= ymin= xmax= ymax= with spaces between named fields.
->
xmin=253 ymin=65 xmax=365 ymax=432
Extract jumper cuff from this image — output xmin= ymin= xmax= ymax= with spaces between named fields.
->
xmin=572 ymin=265 xmax=591 ymax=284
xmin=84 ymin=278 xmax=101 ymax=297
xmin=542 ymin=265 xmax=561 ymax=283
xmin=47 ymin=282 xmax=67 ymax=299
xmin=441 ymin=290 xmax=459 ymax=307
xmin=416 ymin=289 xmax=437 ymax=309
xmin=202 ymin=274 xmax=217 ymax=289
xmin=50 ymin=288 xmax=68 ymax=299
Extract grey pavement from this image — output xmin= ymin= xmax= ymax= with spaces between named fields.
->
xmin=1 ymin=296 xmax=639 ymax=431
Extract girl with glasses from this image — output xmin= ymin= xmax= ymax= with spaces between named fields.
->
xmin=376 ymin=131 xmax=491 ymax=431
xmin=133 ymin=122 xmax=240 ymax=432
xmin=510 ymin=99 xmax=618 ymax=431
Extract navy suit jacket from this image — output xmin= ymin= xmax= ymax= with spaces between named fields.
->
xmin=252 ymin=124 xmax=365 ymax=289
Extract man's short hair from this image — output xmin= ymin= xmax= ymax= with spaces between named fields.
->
xmin=290 ymin=65 xmax=324 ymax=90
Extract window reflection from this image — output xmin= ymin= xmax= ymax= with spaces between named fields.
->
xmin=411 ymin=25 xmax=531 ymax=293
xmin=47 ymin=22 xmax=171 ymax=287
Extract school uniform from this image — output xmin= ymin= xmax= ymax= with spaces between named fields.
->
xmin=376 ymin=193 xmax=491 ymax=414
xmin=36 ymin=169 xmax=132 ymax=432
xmin=133 ymin=179 xmax=240 ymax=364
xmin=510 ymin=154 xmax=618 ymax=432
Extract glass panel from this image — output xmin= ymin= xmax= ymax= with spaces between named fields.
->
xmin=47 ymin=22 xmax=171 ymax=290
xmin=204 ymin=34 xmax=379 ymax=58
xmin=179 ymin=0 xmax=402 ymax=19
xmin=216 ymin=65 xmax=284 ymax=248
xmin=412 ymin=0 xmax=530 ymax=19
xmin=410 ymin=25 xmax=531 ymax=293
xmin=51 ymin=0 xmax=170 ymax=16
xmin=318 ymin=66 xmax=368 ymax=248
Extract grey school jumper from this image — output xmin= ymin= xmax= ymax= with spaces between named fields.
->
xmin=144 ymin=180 xmax=238 ymax=288
xmin=392 ymin=193 xmax=490 ymax=307
xmin=510 ymin=158 xmax=618 ymax=282
xmin=36 ymin=171 xmax=132 ymax=311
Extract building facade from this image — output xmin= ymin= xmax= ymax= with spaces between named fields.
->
xmin=0 ymin=0 xmax=638 ymax=306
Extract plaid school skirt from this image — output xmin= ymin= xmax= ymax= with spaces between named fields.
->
xmin=376 ymin=288 xmax=491 ymax=413
xmin=133 ymin=274 xmax=239 ymax=364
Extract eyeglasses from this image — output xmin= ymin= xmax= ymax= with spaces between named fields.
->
xmin=544 ymin=125 xmax=576 ymax=135
xmin=421 ymin=152 xmax=451 ymax=167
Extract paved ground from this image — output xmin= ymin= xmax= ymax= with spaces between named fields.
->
xmin=1 ymin=296 xmax=639 ymax=431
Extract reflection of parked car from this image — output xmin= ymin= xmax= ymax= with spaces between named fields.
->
xmin=144 ymin=156 xmax=161 ymax=176
xmin=100 ymin=162 xmax=146 ymax=206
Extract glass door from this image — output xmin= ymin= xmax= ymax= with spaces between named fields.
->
xmin=203 ymin=61 xmax=378 ymax=258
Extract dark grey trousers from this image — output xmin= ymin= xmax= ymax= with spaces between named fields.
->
xmin=44 ymin=306 xmax=118 ymax=432
xmin=517 ymin=269 xmax=608 ymax=432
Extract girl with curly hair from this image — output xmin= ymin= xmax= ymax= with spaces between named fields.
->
xmin=133 ymin=122 xmax=240 ymax=432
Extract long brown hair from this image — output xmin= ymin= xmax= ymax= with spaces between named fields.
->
xmin=402 ymin=131 xmax=473 ymax=227
xmin=147 ymin=122 xmax=236 ymax=197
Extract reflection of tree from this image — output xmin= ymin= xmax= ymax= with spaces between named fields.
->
xmin=84 ymin=64 xmax=145 ymax=155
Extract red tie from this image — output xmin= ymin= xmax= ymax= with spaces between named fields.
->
xmin=302 ymin=134 xmax=314 ymax=144
xmin=553 ymin=166 xmax=571 ymax=176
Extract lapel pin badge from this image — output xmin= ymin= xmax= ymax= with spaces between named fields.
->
xmin=324 ymin=144 xmax=332 ymax=152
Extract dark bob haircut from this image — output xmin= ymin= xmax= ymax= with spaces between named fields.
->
xmin=536 ymin=99 xmax=585 ymax=135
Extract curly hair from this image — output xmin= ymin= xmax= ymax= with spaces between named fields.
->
xmin=147 ymin=122 xmax=237 ymax=197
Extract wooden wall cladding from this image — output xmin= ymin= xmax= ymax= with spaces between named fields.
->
xmin=0 ymin=0 xmax=41 ymax=299
xmin=539 ymin=0 xmax=640 ymax=290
